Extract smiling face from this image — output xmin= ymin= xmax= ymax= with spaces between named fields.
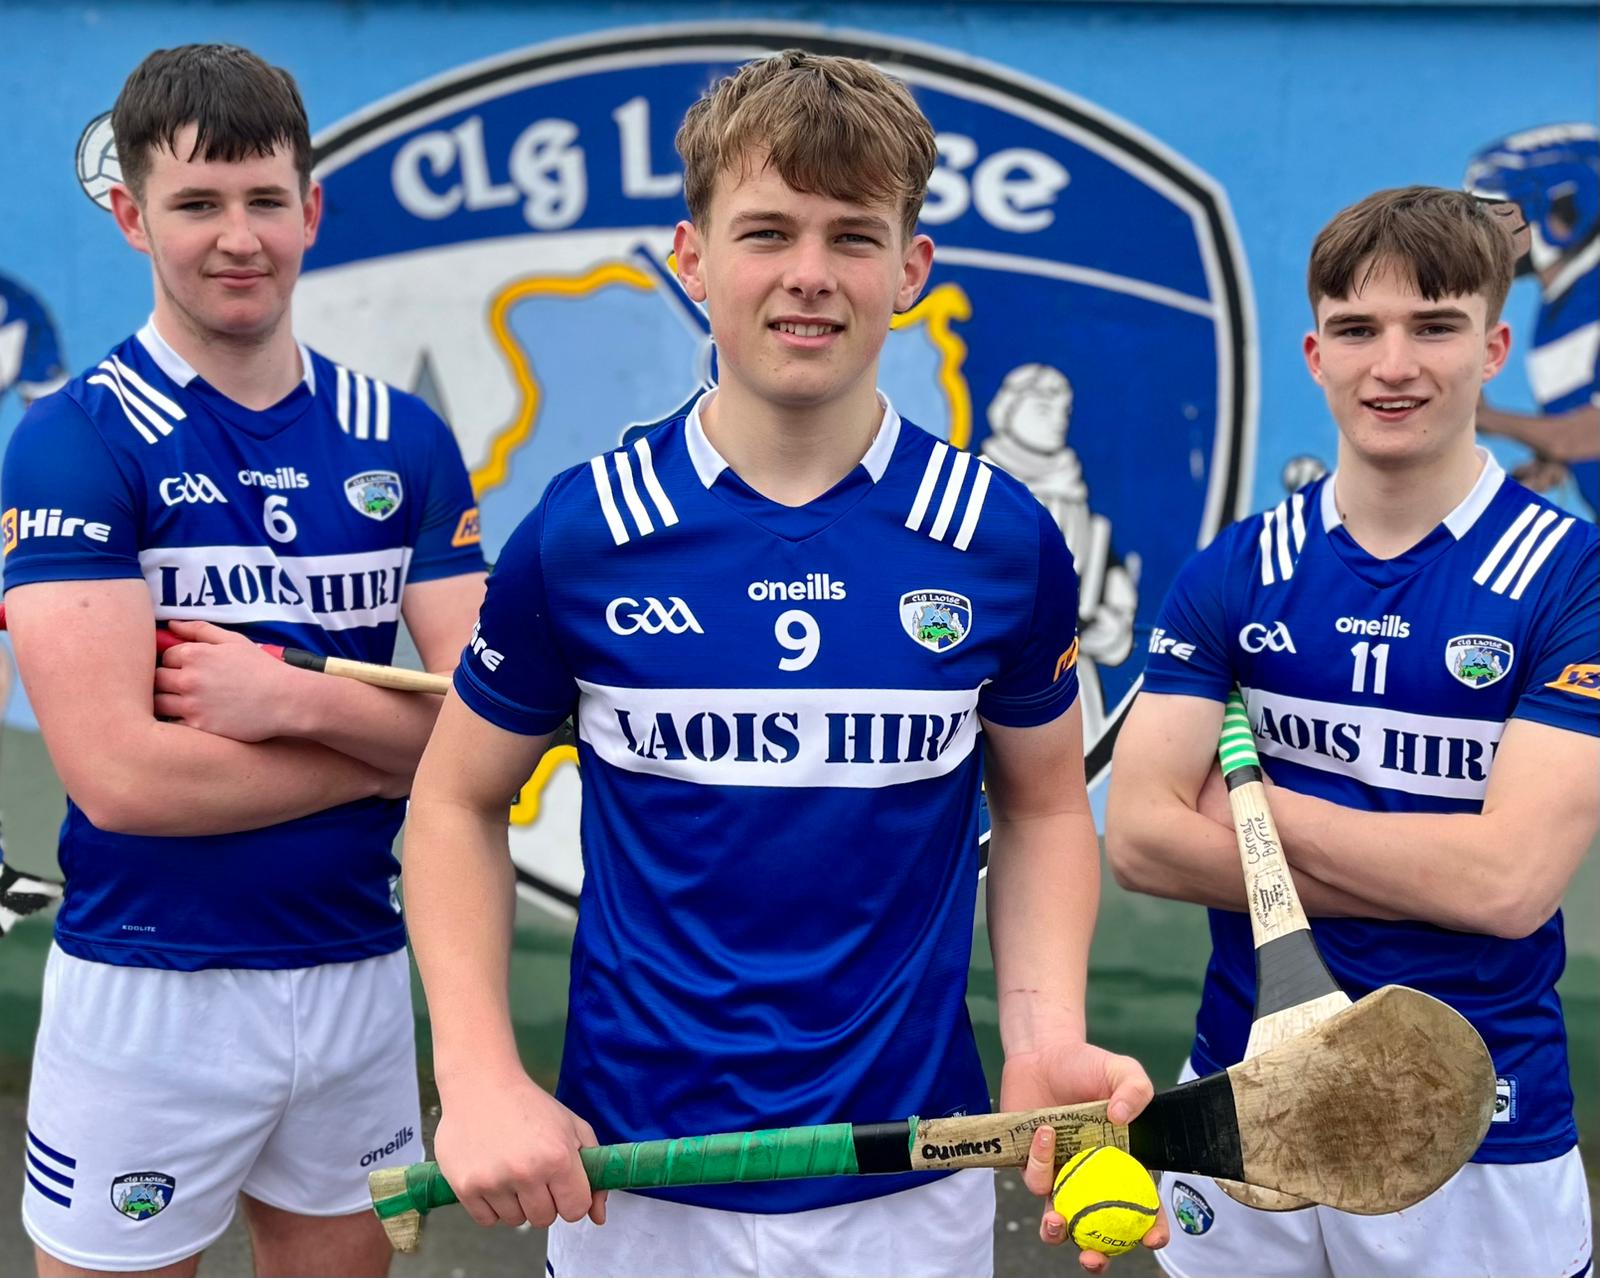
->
xmin=673 ymin=156 xmax=933 ymax=416
xmin=110 ymin=122 xmax=320 ymax=346
xmin=1304 ymin=258 xmax=1510 ymax=470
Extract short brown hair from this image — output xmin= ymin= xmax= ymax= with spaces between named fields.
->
xmin=112 ymin=44 xmax=313 ymax=200
xmin=1307 ymin=186 xmax=1516 ymax=324
xmin=676 ymin=49 xmax=937 ymax=243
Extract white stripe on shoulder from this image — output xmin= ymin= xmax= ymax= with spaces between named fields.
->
xmin=611 ymin=448 xmax=655 ymax=537
xmin=906 ymin=442 xmax=948 ymax=531
xmin=353 ymin=372 xmax=371 ymax=440
xmin=1507 ymin=515 xmax=1575 ymax=601
xmin=1258 ymin=507 xmax=1277 ymax=585
xmin=336 ymin=366 xmax=351 ymax=433
xmin=88 ymin=358 xmax=180 ymax=445
xmin=108 ymin=355 xmax=184 ymax=420
xmin=590 ymin=455 xmax=629 ymax=546
xmin=633 ymin=437 xmax=678 ymax=527
xmin=907 ymin=445 xmax=991 ymax=552
xmin=373 ymin=379 xmax=390 ymax=442
xmin=1257 ymin=500 xmax=1300 ymax=586
xmin=1472 ymin=501 xmax=1538 ymax=585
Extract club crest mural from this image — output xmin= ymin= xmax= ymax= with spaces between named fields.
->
xmin=290 ymin=22 xmax=1254 ymax=914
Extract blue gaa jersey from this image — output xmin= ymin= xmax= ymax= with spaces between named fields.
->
xmin=1529 ymin=241 xmax=1599 ymax=511
xmin=455 ymin=394 xmax=1081 ymax=1213
xmin=1143 ymin=452 xmax=1598 ymax=1165
xmin=2 ymin=322 xmax=484 ymax=971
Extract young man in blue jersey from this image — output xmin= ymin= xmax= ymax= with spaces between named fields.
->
xmin=404 ymin=50 xmax=1164 ymax=1277
xmin=2 ymin=45 xmax=486 ymax=1278
xmin=1108 ymin=186 xmax=1597 ymax=1278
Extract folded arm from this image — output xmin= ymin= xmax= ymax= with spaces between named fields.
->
xmin=1105 ymin=691 xmax=1400 ymax=918
xmin=6 ymin=578 xmax=402 ymax=835
xmin=153 ymin=571 xmax=486 ymax=775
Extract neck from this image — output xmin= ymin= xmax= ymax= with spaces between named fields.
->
xmin=699 ymin=374 xmax=884 ymax=507
xmin=152 ymin=297 xmax=303 ymax=410
xmin=1331 ymin=438 xmax=1484 ymax=559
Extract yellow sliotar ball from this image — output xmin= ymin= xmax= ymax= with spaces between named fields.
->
xmin=1051 ymin=1147 xmax=1160 ymax=1257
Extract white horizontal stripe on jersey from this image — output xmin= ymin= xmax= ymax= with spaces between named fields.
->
xmin=1239 ymin=686 xmax=1502 ymax=803
xmin=575 ymin=680 xmax=982 ymax=788
xmin=1527 ymin=319 xmax=1599 ymax=406
xmin=906 ymin=444 xmax=991 ymax=552
xmin=138 ymin=545 xmax=412 ymax=630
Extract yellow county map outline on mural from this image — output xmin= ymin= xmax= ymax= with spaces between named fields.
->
xmin=471 ymin=262 xmax=974 ymax=830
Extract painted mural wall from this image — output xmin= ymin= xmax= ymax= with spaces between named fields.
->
xmin=1 ymin=1 xmax=1595 ymax=915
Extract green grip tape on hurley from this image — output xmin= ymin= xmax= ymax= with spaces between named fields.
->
xmin=1217 ymin=690 xmax=1260 ymax=776
xmin=582 ymin=1122 xmax=860 ymax=1189
xmin=373 ymin=1123 xmax=862 ymax=1220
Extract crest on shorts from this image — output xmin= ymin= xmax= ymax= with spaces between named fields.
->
xmin=1170 ymin=1179 xmax=1214 ymax=1235
xmin=344 ymin=471 xmax=403 ymax=521
xmin=110 ymin=1171 xmax=175 ymax=1221
xmin=1445 ymin=634 xmax=1513 ymax=689
xmin=901 ymin=590 xmax=972 ymax=653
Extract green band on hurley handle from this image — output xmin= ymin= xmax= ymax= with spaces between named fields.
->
xmin=1217 ymin=690 xmax=1261 ymax=777
xmin=372 ymin=1123 xmax=865 ymax=1220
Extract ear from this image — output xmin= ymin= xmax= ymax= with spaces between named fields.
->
xmin=895 ymin=233 xmax=936 ymax=314
xmin=109 ymin=185 xmax=151 ymax=256
xmin=673 ymin=220 xmax=707 ymax=303
xmin=1302 ymin=330 xmax=1323 ymax=383
xmin=1481 ymin=319 xmax=1512 ymax=384
xmin=301 ymin=180 xmax=324 ymax=249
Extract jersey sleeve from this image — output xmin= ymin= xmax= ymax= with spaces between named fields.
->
xmin=2 ymin=390 xmax=141 ymax=588
xmin=407 ymin=408 xmax=486 ymax=583
xmin=452 ymin=493 xmax=577 ymax=736
xmin=977 ymin=504 xmax=1081 ymax=728
xmin=1139 ymin=533 xmax=1235 ymax=700
xmin=1511 ymin=536 xmax=1600 ymax=736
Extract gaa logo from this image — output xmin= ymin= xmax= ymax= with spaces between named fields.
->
xmin=158 ymin=472 xmax=229 ymax=507
xmin=605 ymin=595 xmax=703 ymax=636
xmin=292 ymin=23 xmax=1253 ymax=915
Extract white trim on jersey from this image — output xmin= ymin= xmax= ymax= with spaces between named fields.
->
xmin=138 ymin=545 xmax=412 ymax=630
xmin=575 ymin=680 xmax=983 ymax=789
xmin=1240 ymin=686 xmax=1501 ymax=802
xmin=1257 ymin=494 xmax=1306 ymax=585
xmin=87 ymin=355 xmax=185 ymax=445
xmin=682 ymin=390 xmax=903 ymax=488
xmin=590 ymin=443 xmax=679 ymax=546
xmin=906 ymin=443 xmax=993 ymax=552
xmin=1474 ymin=503 xmax=1576 ymax=600
xmin=135 ymin=319 xmax=313 ymax=394
xmin=1312 ymin=451 xmax=1506 ymax=557
xmin=333 ymin=367 xmax=392 ymax=441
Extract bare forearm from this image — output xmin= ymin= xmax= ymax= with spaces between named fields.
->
xmin=1105 ymin=790 xmax=1393 ymax=919
xmin=280 ymin=664 xmax=445 ymax=774
xmin=988 ymin=811 xmax=1096 ymax=1054
xmin=1273 ymin=788 xmax=1569 ymax=938
xmin=405 ymin=797 xmax=525 ymax=1097
xmin=1477 ymin=403 xmax=1600 ymax=462
xmin=59 ymin=720 xmax=393 ymax=836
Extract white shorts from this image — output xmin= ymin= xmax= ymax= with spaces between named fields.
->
xmin=23 ymin=944 xmax=422 ymax=1272
xmin=547 ymin=1168 xmax=996 ymax=1278
xmin=1157 ymin=1060 xmax=1593 ymax=1278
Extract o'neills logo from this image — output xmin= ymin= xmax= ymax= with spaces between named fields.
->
xmin=359 ymin=1125 xmax=416 ymax=1167
xmin=921 ymin=1137 xmax=1004 ymax=1161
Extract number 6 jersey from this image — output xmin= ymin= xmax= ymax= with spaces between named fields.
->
xmin=454 ymin=393 xmax=1082 ymax=1213
xmin=1 ymin=322 xmax=484 ymax=971
xmin=1142 ymin=451 xmax=1598 ymax=1166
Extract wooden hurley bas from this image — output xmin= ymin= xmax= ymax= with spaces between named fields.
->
xmin=369 ymin=985 xmax=1496 ymax=1253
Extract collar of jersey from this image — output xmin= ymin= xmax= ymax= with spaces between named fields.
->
xmin=683 ymin=389 xmax=902 ymax=540
xmin=137 ymin=318 xmax=317 ymax=437
xmin=1319 ymin=447 xmax=1506 ymax=584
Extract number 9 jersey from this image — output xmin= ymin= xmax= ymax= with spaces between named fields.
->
xmin=1141 ymin=453 xmax=1599 ymax=1167
xmin=453 ymin=394 xmax=1082 ymax=1214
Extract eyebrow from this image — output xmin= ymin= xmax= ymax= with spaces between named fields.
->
xmin=1322 ymin=305 xmax=1472 ymax=326
xmin=167 ymin=184 xmax=293 ymax=199
xmin=727 ymin=210 xmax=893 ymax=235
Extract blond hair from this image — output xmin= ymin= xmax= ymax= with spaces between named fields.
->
xmin=676 ymin=49 xmax=937 ymax=242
